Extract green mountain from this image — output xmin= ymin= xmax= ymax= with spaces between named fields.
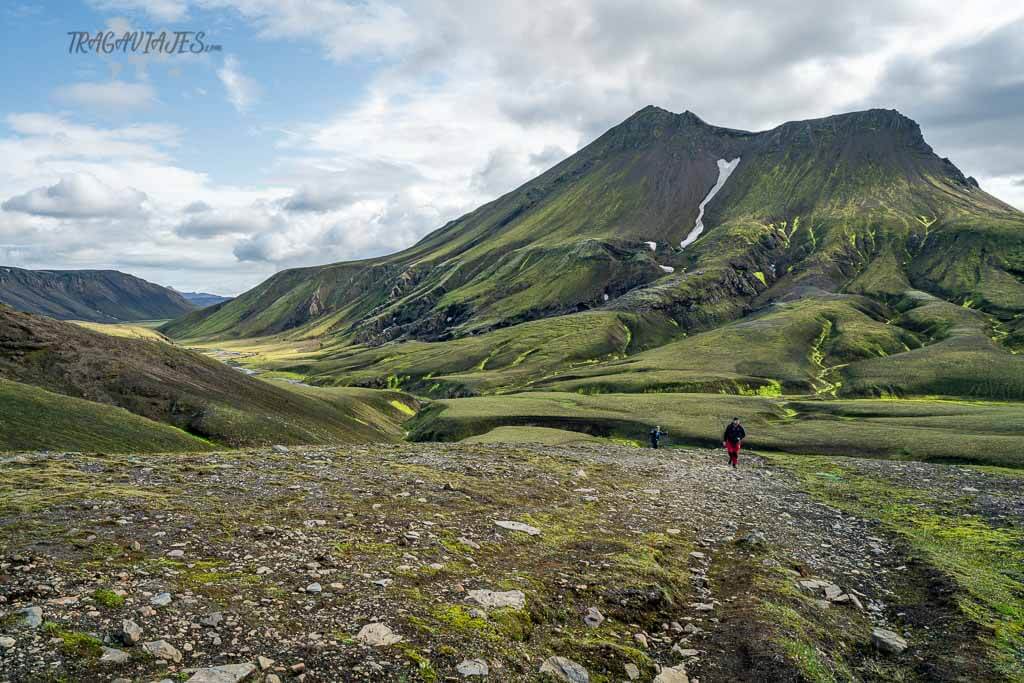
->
xmin=0 ymin=266 xmax=195 ymax=322
xmin=163 ymin=107 xmax=1024 ymax=401
xmin=0 ymin=305 xmax=415 ymax=449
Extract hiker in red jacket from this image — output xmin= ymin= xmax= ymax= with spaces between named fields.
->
xmin=723 ymin=417 xmax=745 ymax=468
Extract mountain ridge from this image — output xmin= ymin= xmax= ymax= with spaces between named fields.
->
xmin=0 ymin=266 xmax=195 ymax=322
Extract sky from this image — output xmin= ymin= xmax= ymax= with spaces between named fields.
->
xmin=1 ymin=1 xmax=1023 ymax=295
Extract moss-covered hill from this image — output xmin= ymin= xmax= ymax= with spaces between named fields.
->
xmin=160 ymin=106 xmax=1023 ymax=405
xmin=0 ymin=305 xmax=415 ymax=451
xmin=163 ymin=107 xmax=1022 ymax=343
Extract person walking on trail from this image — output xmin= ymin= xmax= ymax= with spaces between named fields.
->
xmin=649 ymin=425 xmax=665 ymax=449
xmin=723 ymin=417 xmax=745 ymax=468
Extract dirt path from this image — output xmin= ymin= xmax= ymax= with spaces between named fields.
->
xmin=0 ymin=444 xmax=1015 ymax=682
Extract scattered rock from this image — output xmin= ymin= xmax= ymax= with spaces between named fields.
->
xmin=494 ymin=520 xmax=541 ymax=536
xmin=356 ymin=622 xmax=403 ymax=647
xmin=456 ymin=658 xmax=489 ymax=677
xmin=257 ymin=655 xmax=274 ymax=671
xmin=736 ymin=530 xmax=767 ymax=546
xmin=200 ymin=612 xmax=224 ymax=628
xmin=653 ymin=664 xmax=689 ymax=683
xmin=624 ymin=662 xmax=640 ymax=680
xmin=539 ymin=655 xmax=589 ymax=682
xmin=167 ymin=549 xmax=185 ymax=559
xmin=99 ymin=647 xmax=129 ymax=665
xmin=185 ymin=663 xmax=257 ymax=682
xmin=15 ymin=606 xmax=42 ymax=628
xmin=305 ymin=582 xmax=322 ymax=594
xmin=457 ymin=536 xmax=481 ymax=550
xmin=467 ymin=589 xmax=526 ymax=610
xmin=583 ymin=606 xmax=604 ymax=628
xmin=150 ymin=592 xmax=172 ymax=607
xmin=872 ymin=627 xmax=908 ymax=655
xmin=121 ymin=618 xmax=143 ymax=644
xmin=272 ymin=445 xmax=290 ymax=453
xmin=0 ymin=636 xmax=15 ymax=650
xmin=142 ymin=639 xmax=182 ymax=663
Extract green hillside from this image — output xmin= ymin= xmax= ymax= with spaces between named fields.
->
xmin=407 ymin=392 xmax=1024 ymax=467
xmin=0 ymin=378 xmax=214 ymax=453
xmin=0 ymin=305 xmax=415 ymax=448
xmin=158 ymin=108 xmax=1024 ymax=410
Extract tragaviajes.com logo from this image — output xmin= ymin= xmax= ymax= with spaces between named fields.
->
xmin=68 ymin=31 xmax=221 ymax=55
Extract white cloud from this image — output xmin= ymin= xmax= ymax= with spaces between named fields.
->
xmin=176 ymin=204 xmax=282 ymax=238
xmin=217 ymin=55 xmax=259 ymax=113
xmin=53 ymin=80 xmax=157 ymax=110
xmin=2 ymin=174 xmax=147 ymax=218
xmin=88 ymin=0 xmax=189 ymax=22
xmin=198 ymin=0 xmax=418 ymax=62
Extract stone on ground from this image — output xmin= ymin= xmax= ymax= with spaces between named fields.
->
xmin=467 ymin=589 xmax=526 ymax=610
xmin=456 ymin=658 xmax=489 ymax=677
xmin=99 ymin=647 xmax=129 ymax=665
xmin=185 ymin=663 xmax=257 ymax=682
xmin=494 ymin=520 xmax=541 ymax=536
xmin=356 ymin=622 xmax=403 ymax=647
xmin=142 ymin=639 xmax=182 ymax=663
xmin=872 ymin=627 xmax=908 ymax=655
xmin=539 ymin=655 xmax=589 ymax=682
xmin=653 ymin=664 xmax=690 ymax=682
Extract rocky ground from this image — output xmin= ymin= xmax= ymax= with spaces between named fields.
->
xmin=0 ymin=443 xmax=1019 ymax=682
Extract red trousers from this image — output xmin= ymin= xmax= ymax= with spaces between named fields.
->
xmin=725 ymin=441 xmax=741 ymax=466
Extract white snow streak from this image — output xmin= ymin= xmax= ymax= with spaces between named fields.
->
xmin=680 ymin=157 xmax=741 ymax=249
xmin=659 ymin=265 xmax=675 ymax=273
xmin=645 ymin=241 xmax=657 ymax=251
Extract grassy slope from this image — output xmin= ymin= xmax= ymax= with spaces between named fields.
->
xmin=539 ymin=295 xmax=915 ymax=395
xmin=408 ymin=392 xmax=1024 ymax=466
xmin=0 ymin=378 xmax=213 ymax=453
xmin=69 ymin=320 xmax=172 ymax=341
xmin=0 ymin=306 xmax=414 ymax=448
xmin=462 ymin=426 xmax=602 ymax=445
xmin=187 ymin=310 xmax=679 ymax=398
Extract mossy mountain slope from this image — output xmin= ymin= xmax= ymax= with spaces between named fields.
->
xmin=0 ymin=266 xmax=195 ymax=322
xmin=0 ymin=305 xmax=411 ymax=447
xmin=163 ymin=107 xmax=1024 ymax=400
xmin=165 ymin=107 xmax=1022 ymax=346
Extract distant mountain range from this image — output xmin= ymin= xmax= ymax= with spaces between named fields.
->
xmin=0 ymin=267 xmax=196 ymax=322
xmin=176 ymin=291 xmax=233 ymax=308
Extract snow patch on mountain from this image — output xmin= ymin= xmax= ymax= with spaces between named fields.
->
xmin=645 ymin=241 xmax=657 ymax=251
xmin=681 ymin=157 xmax=741 ymax=249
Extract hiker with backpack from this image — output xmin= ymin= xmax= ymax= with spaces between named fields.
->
xmin=723 ymin=417 xmax=745 ymax=468
xmin=649 ymin=425 xmax=665 ymax=449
